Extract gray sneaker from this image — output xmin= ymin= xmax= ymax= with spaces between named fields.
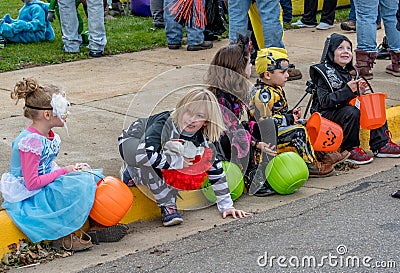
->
xmin=316 ymin=22 xmax=334 ymax=30
xmin=291 ymin=20 xmax=316 ymax=28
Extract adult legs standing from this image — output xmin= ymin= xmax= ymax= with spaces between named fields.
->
xmin=227 ymin=0 xmax=251 ymax=43
xmin=59 ymin=0 xmax=81 ymax=53
xmin=59 ymin=0 xmax=106 ymax=54
xmin=301 ymin=0 xmax=318 ymax=25
xmin=164 ymin=0 xmax=210 ymax=49
xmin=256 ymin=0 xmax=284 ymax=49
xmin=280 ymin=0 xmax=293 ymax=24
xmin=86 ymin=0 xmax=107 ymax=53
xmin=319 ymin=0 xmax=338 ymax=25
xmin=354 ymin=0 xmax=400 ymax=77
xmin=150 ymin=0 xmax=165 ymax=28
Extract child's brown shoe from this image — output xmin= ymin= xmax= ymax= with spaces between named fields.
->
xmin=307 ymin=161 xmax=334 ymax=178
xmin=51 ymin=232 xmax=93 ymax=252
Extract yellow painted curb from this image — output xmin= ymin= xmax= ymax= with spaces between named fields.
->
xmin=360 ymin=106 xmax=400 ymax=151
xmin=0 ymin=184 xmax=214 ymax=257
xmin=0 ymin=210 xmax=27 ymax=257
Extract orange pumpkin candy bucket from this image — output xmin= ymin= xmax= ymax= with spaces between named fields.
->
xmin=349 ymin=92 xmax=387 ymax=130
xmin=349 ymin=76 xmax=387 ymax=130
xmin=306 ymin=112 xmax=343 ymax=152
xmin=90 ymin=176 xmax=134 ymax=226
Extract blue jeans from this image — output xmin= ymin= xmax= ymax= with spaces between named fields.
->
xmin=349 ymin=0 xmax=381 ymax=25
xmin=354 ymin=0 xmax=400 ymax=52
xmin=280 ymin=0 xmax=292 ymax=24
xmin=164 ymin=0 xmax=204 ymax=46
xmin=59 ymin=0 xmax=106 ymax=52
xmin=228 ymin=0 xmax=284 ymax=48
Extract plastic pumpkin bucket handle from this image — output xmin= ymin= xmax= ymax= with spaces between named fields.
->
xmin=349 ymin=78 xmax=387 ymax=130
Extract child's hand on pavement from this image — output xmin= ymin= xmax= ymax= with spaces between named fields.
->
xmin=222 ymin=208 xmax=252 ymax=219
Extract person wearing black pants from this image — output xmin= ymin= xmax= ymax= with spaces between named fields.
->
xmin=150 ymin=0 xmax=164 ymax=28
xmin=291 ymin=0 xmax=338 ymax=30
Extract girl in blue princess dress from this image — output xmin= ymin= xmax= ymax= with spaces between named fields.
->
xmin=0 ymin=78 xmax=124 ymax=251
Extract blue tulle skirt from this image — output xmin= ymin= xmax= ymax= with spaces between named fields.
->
xmin=2 ymin=171 xmax=97 ymax=242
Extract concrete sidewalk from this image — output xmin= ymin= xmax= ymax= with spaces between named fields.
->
xmin=1 ymin=26 xmax=400 ymax=272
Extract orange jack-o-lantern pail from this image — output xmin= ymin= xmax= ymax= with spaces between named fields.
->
xmin=90 ymin=176 xmax=134 ymax=226
xmin=306 ymin=112 xmax=343 ymax=152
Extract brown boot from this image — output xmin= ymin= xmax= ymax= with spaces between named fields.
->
xmin=315 ymin=150 xmax=350 ymax=167
xmin=307 ymin=161 xmax=334 ymax=178
xmin=386 ymin=50 xmax=400 ymax=77
xmin=354 ymin=49 xmax=377 ymax=80
xmin=287 ymin=66 xmax=302 ymax=81
xmin=51 ymin=231 xmax=93 ymax=252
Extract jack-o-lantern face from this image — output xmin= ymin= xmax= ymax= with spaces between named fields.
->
xmin=322 ymin=128 xmax=337 ymax=148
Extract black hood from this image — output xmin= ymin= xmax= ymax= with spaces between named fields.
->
xmin=324 ymin=33 xmax=354 ymax=71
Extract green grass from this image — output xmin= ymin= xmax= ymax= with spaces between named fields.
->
xmin=0 ymin=0 xmax=350 ymax=73
xmin=0 ymin=0 xmax=167 ymax=72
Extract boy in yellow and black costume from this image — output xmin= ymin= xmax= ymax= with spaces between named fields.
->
xmin=249 ymin=47 xmax=338 ymax=177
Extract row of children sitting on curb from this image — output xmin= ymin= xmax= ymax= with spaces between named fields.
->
xmin=1 ymin=33 xmax=400 ymax=253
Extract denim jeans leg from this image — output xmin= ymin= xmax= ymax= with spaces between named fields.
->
xmin=279 ymin=0 xmax=293 ymax=23
xmin=164 ymin=0 xmax=183 ymax=44
xmin=354 ymin=0 xmax=379 ymax=51
xmin=58 ymin=0 xmax=81 ymax=52
xmin=86 ymin=0 xmax=107 ymax=52
xmin=185 ymin=0 xmax=205 ymax=46
xmin=256 ymin=0 xmax=284 ymax=49
xmin=380 ymin=0 xmax=400 ymax=51
xmin=227 ymin=0 xmax=251 ymax=43
xmin=348 ymin=0 xmax=356 ymax=22
xmin=352 ymin=0 xmax=381 ymax=25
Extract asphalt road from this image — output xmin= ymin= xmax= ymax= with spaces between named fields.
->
xmin=77 ymin=165 xmax=400 ymax=273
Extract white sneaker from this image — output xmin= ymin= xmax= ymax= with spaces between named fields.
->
xmin=316 ymin=22 xmax=334 ymax=30
xmin=291 ymin=19 xmax=316 ymax=28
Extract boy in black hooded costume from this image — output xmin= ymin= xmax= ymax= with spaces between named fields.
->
xmin=310 ymin=33 xmax=400 ymax=165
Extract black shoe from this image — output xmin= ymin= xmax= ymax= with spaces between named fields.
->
xmin=391 ymin=189 xmax=400 ymax=198
xmin=377 ymin=36 xmax=390 ymax=60
xmin=89 ymin=50 xmax=104 ymax=57
xmin=377 ymin=48 xmax=390 ymax=60
xmin=168 ymin=43 xmax=181 ymax=50
xmin=153 ymin=23 xmax=165 ymax=29
xmin=86 ymin=224 xmax=128 ymax=244
xmin=187 ymin=41 xmax=213 ymax=51
xmin=254 ymin=182 xmax=276 ymax=197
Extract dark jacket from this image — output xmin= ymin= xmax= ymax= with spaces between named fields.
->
xmin=310 ymin=33 xmax=357 ymax=113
